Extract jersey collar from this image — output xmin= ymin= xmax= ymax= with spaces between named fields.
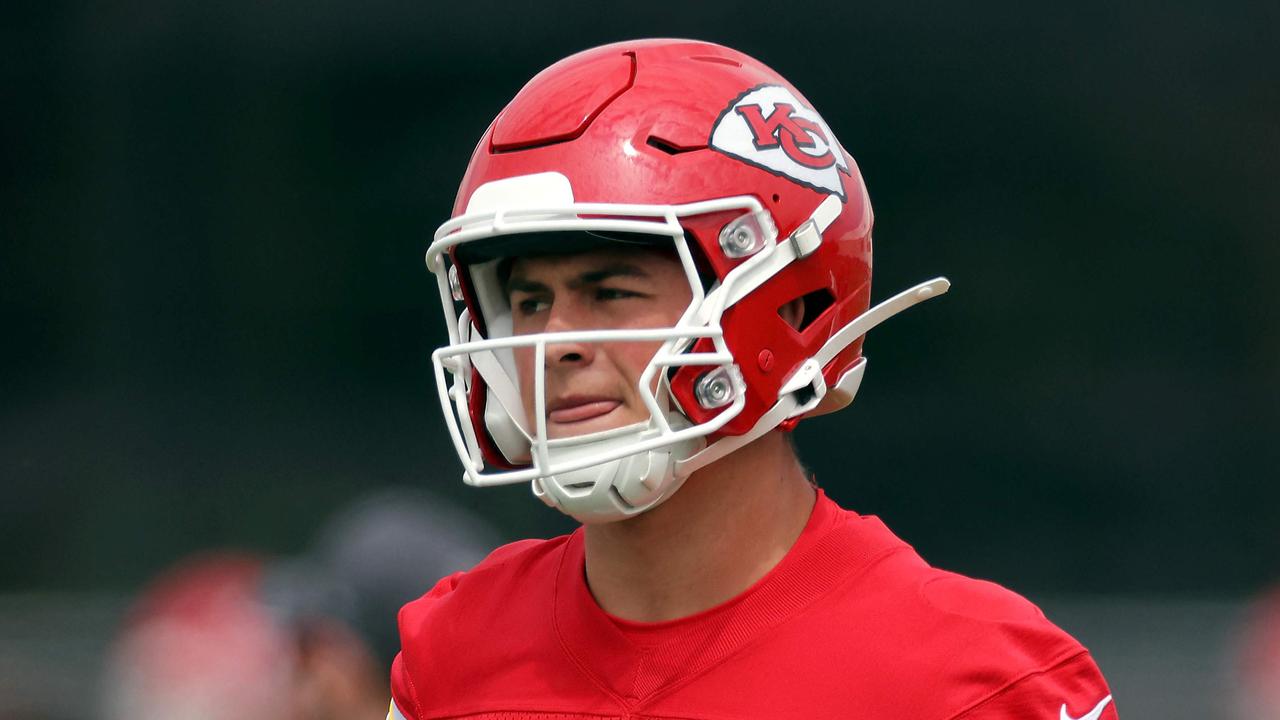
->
xmin=552 ymin=490 xmax=909 ymax=709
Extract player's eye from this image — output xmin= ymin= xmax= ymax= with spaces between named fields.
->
xmin=514 ymin=296 xmax=551 ymax=315
xmin=595 ymin=287 xmax=644 ymax=302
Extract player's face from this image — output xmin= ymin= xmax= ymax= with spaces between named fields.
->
xmin=507 ymin=247 xmax=692 ymax=440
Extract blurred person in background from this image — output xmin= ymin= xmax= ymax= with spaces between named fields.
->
xmin=1234 ymin=583 xmax=1280 ymax=719
xmin=99 ymin=553 xmax=292 ymax=720
xmin=100 ymin=488 xmax=496 ymax=720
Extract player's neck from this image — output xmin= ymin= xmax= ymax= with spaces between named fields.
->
xmin=582 ymin=431 xmax=815 ymax=623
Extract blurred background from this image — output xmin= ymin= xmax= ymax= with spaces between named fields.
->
xmin=2 ymin=0 xmax=1277 ymax=717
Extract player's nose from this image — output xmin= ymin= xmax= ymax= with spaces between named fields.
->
xmin=543 ymin=302 xmax=596 ymax=366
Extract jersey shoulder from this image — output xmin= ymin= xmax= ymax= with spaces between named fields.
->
xmin=392 ymin=534 xmax=572 ymax=719
xmin=868 ymin=547 xmax=1088 ymax=673
xmin=826 ymin=539 xmax=1107 ymax=718
xmin=398 ymin=534 xmax=565 ymax=639
xmin=910 ymin=568 xmax=1115 ymax=718
xmin=916 ymin=567 xmax=1054 ymax=629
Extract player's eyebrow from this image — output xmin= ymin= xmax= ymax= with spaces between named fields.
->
xmin=506 ymin=263 xmax=650 ymax=295
xmin=573 ymin=264 xmax=649 ymax=287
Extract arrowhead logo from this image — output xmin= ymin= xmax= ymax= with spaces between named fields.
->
xmin=710 ymin=84 xmax=849 ymax=199
xmin=1060 ymin=694 xmax=1113 ymax=720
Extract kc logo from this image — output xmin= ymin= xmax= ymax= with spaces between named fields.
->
xmin=735 ymin=103 xmax=835 ymax=169
xmin=710 ymin=85 xmax=849 ymax=199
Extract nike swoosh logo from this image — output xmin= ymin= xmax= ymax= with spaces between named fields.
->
xmin=1060 ymin=694 xmax=1113 ymax=720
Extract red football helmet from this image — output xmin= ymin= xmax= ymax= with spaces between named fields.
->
xmin=426 ymin=39 xmax=947 ymax=522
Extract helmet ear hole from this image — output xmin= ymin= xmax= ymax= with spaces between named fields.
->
xmin=779 ymin=288 xmax=836 ymax=334
xmin=778 ymin=298 xmax=804 ymax=331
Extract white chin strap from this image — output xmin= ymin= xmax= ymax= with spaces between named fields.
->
xmin=532 ymin=418 xmax=704 ymax=524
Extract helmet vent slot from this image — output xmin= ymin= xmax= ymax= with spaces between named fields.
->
xmin=689 ymin=55 xmax=742 ymax=67
xmin=646 ymin=135 xmax=705 ymax=155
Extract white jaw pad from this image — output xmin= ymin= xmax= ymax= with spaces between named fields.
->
xmin=466 ymin=316 xmax=534 ymax=465
xmin=484 ymin=385 xmax=532 ymax=464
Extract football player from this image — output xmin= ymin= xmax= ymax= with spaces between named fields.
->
xmin=391 ymin=38 xmax=1118 ymax=719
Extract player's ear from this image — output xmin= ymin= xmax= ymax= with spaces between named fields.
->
xmin=778 ymin=297 xmax=804 ymax=330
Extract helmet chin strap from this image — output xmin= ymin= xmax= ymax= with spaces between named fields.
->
xmin=534 ymin=388 xmax=706 ymax=524
xmin=534 ymin=417 xmax=704 ymax=524
xmin=673 ymin=276 xmax=950 ymax=480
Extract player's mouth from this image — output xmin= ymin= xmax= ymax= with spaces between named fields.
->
xmin=547 ymin=397 xmax=623 ymax=425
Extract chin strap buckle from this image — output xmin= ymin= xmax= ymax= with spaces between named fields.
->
xmin=778 ymin=358 xmax=828 ymax=418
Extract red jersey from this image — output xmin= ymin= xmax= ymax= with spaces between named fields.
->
xmin=390 ymin=491 xmax=1117 ymax=719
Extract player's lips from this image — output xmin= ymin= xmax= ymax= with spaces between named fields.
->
xmin=547 ymin=397 xmax=622 ymax=424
